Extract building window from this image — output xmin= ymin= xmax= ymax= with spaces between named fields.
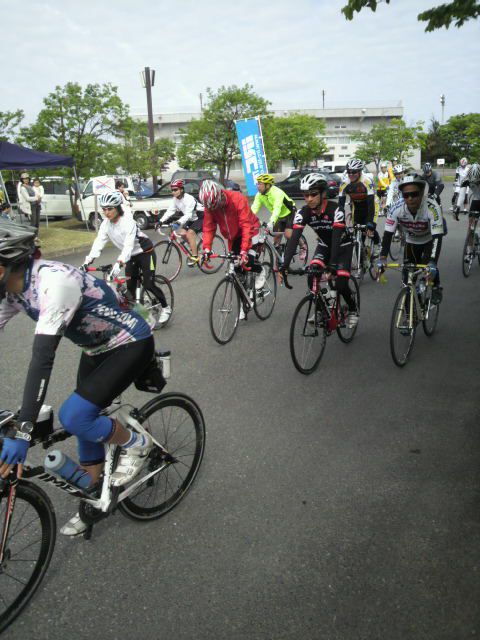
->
xmin=341 ymin=146 xmax=348 ymax=150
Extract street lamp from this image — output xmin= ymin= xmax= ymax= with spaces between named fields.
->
xmin=140 ymin=67 xmax=158 ymax=192
xmin=440 ymin=94 xmax=445 ymax=124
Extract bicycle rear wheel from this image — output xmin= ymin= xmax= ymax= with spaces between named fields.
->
xmin=336 ymin=275 xmax=360 ymax=343
xmin=119 ymin=393 xmax=205 ymax=521
xmin=0 ymin=481 xmax=56 ymax=634
xmin=140 ymin=275 xmax=174 ymax=328
xmin=209 ymin=277 xmax=240 ymax=344
xmin=422 ymin=288 xmax=440 ymax=336
xmin=197 ymin=233 xmax=226 ymax=274
xmin=462 ymin=229 xmax=475 ymax=277
xmin=253 ymin=262 xmax=277 ymax=320
xmin=390 ymin=287 xmax=416 ymax=367
xmin=290 ymin=295 xmax=327 ymax=374
xmin=154 ymin=240 xmax=182 ymax=282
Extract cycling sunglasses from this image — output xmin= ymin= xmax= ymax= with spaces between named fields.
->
xmin=402 ymin=191 xmax=421 ymax=199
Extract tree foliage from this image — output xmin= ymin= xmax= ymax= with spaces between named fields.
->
xmin=0 ymin=110 xmax=24 ymax=142
xmin=438 ymin=113 xmax=480 ymax=162
xmin=419 ymin=117 xmax=451 ymax=163
xmin=352 ymin=118 xmax=424 ymax=172
xmin=176 ymin=84 xmax=270 ymax=182
xmin=341 ymin=0 xmax=480 ymax=31
xmin=262 ymin=114 xmax=327 ymax=170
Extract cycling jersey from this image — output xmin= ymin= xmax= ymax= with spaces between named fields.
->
xmin=386 ymin=179 xmax=402 ymax=209
xmin=455 ymin=165 xmax=469 ymax=188
xmin=377 ymin=171 xmax=390 ymax=191
xmin=251 ymin=185 xmax=295 ymax=225
xmin=337 ymin=174 xmax=376 ymax=225
xmin=422 ymin=171 xmax=444 ymax=199
xmin=202 ymin=190 xmax=260 ymax=253
xmin=86 ymin=214 xmax=152 ymax=265
xmin=161 ymin=192 xmax=202 ymax=227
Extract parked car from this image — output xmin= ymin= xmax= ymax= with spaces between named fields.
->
xmin=171 ymin=170 xmax=241 ymax=191
xmin=276 ymin=170 xmax=340 ymax=199
xmin=151 ymin=178 xmax=238 ymax=217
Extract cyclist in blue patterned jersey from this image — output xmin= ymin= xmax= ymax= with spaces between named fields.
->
xmin=0 ymin=221 xmax=158 ymax=535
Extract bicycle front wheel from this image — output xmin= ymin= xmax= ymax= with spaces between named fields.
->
xmin=389 ymin=231 xmax=403 ymax=261
xmin=462 ymin=229 xmax=475 ymax=277
xmin=390 ymin=287 xmax=416 ymax=367
xmin=0 ymin=481 xmax=56 ymax=634
xmin=256 ymin=240 xmax=275 ymax=271
xmin=119 ymin=393 xmax=206 ymax=521
xmin=140 ymin=274 xmax=174 ymax=328
xmin=197 ymin=233 xmax=226 ymax=274
xmin=290 ymin=295 xmax=327 ymax=374
xmin=422 ymin=288 xmax=440 ymax=336
xmin=154 ymin=240 xmax=182 ymax=282
xmin=351 ymin=242 xmax=364 ymax=282
xmin=290 ymin=234 xmax=309 ymax=270
xmin=209 ymin=277 xmax=240 ymax=344
xmin=253 ymin=262 xmax=277 ymax=320
xmin=336 ymin=275 xmax=360 ymax=343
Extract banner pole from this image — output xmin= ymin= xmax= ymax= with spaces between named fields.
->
xmin=256 ymin=116 xmax=268 ymax=174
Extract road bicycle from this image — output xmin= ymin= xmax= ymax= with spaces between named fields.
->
xmin=283 ymin=266 xmax=360 ymax=375
xmin=256 ymin=223 xmax=309 ymax=271
xmin=384 ymin=262 xmax=440 ymax=367
xmin=350 ymin=224 xmax=379 ymax=283
xmin=154 ymin=224 xmax=226 ymax=281
xmin=461 ymin=210 xmax=480 ymax=277
xmin=0 ymin=353 xmax=205 ymax=633
xmin=208 ymin=253 xmax=277 ymax=344
xmin=388 ymin=227 xmax=406 ymax=261
xmin=87 ymin=264 xmax=174 ymax=328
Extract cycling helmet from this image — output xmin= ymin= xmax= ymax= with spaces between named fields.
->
xmin=256 ymin=174 xmax=275 ymax=186
xmin=460 ymin=157 xmax=468 ymax=167
xmin=346 ymin=158 xmax=364 ymax=172
xmin=467 ymin=163 xmax=480 ymax=183
xmin=393 ymin=164 xmax=404 ymax=175
xmin=0 ymin=220 xmax=36 ymax=264
xmin=392 ymin=157 xmax=398 ymax=162
xmin=398 ymin=173 xmax=426 ymax=191
xmin=170 ymin=179 xmax=185 ymax=190
xmin=422 ymin=162 xmax=432 ymax=173
xmin=380 ymin=162 xmax=387 ymax=169
xmin=300 ymin=173 xmax=327 ymax=192
xmin=198 ymin=180 xmax=225 ymax=209
xmin=99 ymin=191 xmax=123 ymax=209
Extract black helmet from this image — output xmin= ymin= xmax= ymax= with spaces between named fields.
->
xmin=0 ymin=220 xmax=37 ymax=264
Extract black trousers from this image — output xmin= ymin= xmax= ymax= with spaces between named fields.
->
xmin=126 ymin=251 xmax=167 ymax=307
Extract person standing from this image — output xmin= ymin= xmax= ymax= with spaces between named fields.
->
xmin=32 ymin=178 xmax=44 ymax=227
xmin=17 ymin=173 xmax=39 ymax=228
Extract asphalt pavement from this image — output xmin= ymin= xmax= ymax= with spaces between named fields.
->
xmin=2 ymin=184 xmax=480 ymax=640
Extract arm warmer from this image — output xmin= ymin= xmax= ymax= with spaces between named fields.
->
xmin=381 ymin=230 xmax=394 ymax=258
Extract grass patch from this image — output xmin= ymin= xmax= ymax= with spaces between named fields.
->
xmin=37 ymin=217 xmax=95 ymax=257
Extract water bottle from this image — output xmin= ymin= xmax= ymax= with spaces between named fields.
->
xmin=158 ymin=350 xmax=171 ymax=379
xmin=325 ymin=287 xmax=336 ymax=307
xmin=44 ymin=450 xmax=92 ymax=490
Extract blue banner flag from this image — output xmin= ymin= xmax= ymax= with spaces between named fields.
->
xmin=235 ymin=117 xmax=268 ymax=196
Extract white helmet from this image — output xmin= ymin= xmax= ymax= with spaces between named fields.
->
xmin=393 ymin=164 xmax=404 ymax=175
xmin=460 ymin=157 xmax=468 ymax=167
xmin=346 ymin=158 xmax=364 ymax=172
xmin=198 ymin=180 xmax=225 ymax=209
xmin=300 ymin=173 xmax=327 ymax=192
xmin=399 ymin=173 xmax=426 ymax=191
xmin=380 ymin=162 xmax=387 ymax=169
xmin=467 ymin=163 xmax=480 ymax=183
xmin=99 ymin=191 xmax=123 ymax=208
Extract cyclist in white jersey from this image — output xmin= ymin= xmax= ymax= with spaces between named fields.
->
xmin=385 ymin=164 xmax=405 ymax=212
xmin=452 ymin=158 xmax=470 ymax=220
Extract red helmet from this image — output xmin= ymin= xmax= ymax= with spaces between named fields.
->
xmin=170 ymin=179 xmax=185 ymax=190
xmin=198 ymin=180 xmax=225 ymax=209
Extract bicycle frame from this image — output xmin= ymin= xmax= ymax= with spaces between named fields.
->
xmin=388 ymin=263 xmax=432 ymax=325
xmin=157 ymin=225 xmax=195 ymax=259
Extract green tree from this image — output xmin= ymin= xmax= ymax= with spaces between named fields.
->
xmin=419 ymin=117 xmax=452 ymax=163
xmin=0 ymin=110 xmax=24 ymax=142
xmin=439 ymin=113 xmax=480 ymax=162
xmin=262 ymin=114 xmax=327 ymax=171
xmin=176 ymin=84 xmax=270 ymax=182
xmin=341 ymin=0 xmax=480 ymax=31
xmin=352 ymin=118 xmax=424 ymax=172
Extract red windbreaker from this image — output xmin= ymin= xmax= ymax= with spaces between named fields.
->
xmin=202 ymin=190 xmax=260 ymax=254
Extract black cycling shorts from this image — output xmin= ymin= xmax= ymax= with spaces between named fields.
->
xmin=184 ymin=217 xmax=203 ymax=233
xmin=273 ymin=211 xmax=296 ymax=232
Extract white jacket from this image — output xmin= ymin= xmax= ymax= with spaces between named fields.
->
xmin=161 ymin=192 xmax=201 ymax=226
xmin=17 ymin=183 xmax=37 ymax=214
xmin=86 ymin=214 xmax=151 ymax=264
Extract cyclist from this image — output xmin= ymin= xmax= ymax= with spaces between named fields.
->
xmin=281 ymin=173 xmax=358 ymax=328
xmin=385 ymin=164 xmax=405 ymax=212
xmin=337 ymin=158 xmax=381 ymax=258
xmin=0 ymin=220 xmax=157 ymax=536
xmin=115 ymin=179 xmax=132 ymax=216
xmin=377 ymin=173 xmax=444 ymax=304
xmin=377 ymin=162 xmax=391 ymax=213
xmin=421 ymin=163 xmax=444 ymax=205
xmin=158 ymin=179 xmax=204 ymax=267
xmin=388 ymin=158 xmax=399 ymax=183
xmin=83 ymin=191 xmax=171 ymax=326
xmin=461 ymin=163 xmax=480 ymax=230
xmin=452 ymin=157 xmax=470 ymax=220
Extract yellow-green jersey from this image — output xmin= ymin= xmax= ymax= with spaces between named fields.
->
xmin=251 ymin=185 xmax=296 ymax=225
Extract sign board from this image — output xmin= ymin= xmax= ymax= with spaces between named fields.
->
xmin=436 ymin=159 xmax=445 ymax=166
xmin=235 ymin=117 xmax=268 ymax=196
xmin=92 ymin=176 xmax=115 ymax=195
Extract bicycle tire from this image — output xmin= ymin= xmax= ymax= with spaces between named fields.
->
xmin=153 ymin=240 xmax=182 ymax=282
xmin=351 ymin=241 xmax=364 ymax=282
xmin=290 ymin=234 xmax=309 ymax=270
xmin=257 ymin=240 xmax=275 ymax=271
xmin=140 ymin=275 xmax=174 ymax=328
xmin=336 ymin=275 xmax=360 ymax=343
xmin=253 ymin=261 xmax=277 ymax=320
xmin=390 ymin=287 xmax=416 ymax=367
xmin=0 ymin=481 xmax=56 ymax=634
xmin=422 ymin=288 xmax=440 ymax=337
xmin=389 ymin=231 xmax=404 ymax=261
xmin=118 ymin=393 xmax=205 ymax=521
xmin=209 ymin=277 xmax=240 ymax=344
xmin=461 ymin=229 xmax=475 ymax=278
xmin=197 ymin=234 xmax=226 ymax=274
xmin=290 ymin=295 xmax=327 ymax=374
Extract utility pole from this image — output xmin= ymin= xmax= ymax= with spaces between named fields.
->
xmin=141 ymin=67 xmax=158 ymax=192
xmin=440 ymin=94 xmax=445 ymax=124
xmin=199 ymin=93 xmax=203 ymax=112
xmin=322 ymin=90 xmax=325 ymax=109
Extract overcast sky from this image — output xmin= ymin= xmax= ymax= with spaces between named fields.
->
xmin=1 ymin=0 xmax=479 ymax=127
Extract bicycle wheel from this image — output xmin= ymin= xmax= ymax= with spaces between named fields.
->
xmin=351 ymin=242 xmax=364 ymax=282
xmin=389 ymin=231 xmax=403 ymax=261
xmin=462 ymin=229 xmax=475 ymax=277
xmin=290 ymin=234 xmax=309 ymax=270
xmin=336 ymin=275 xmax=360 ymax=343
xmin=209 ymin=277 xmax=240 ymax=344
xmin=422 ymin=288 xmax=440 ymax=336
xmin=119 ymin=393 xmax=205 ymax=521
xmin=256 ymin=240 xmax=275 ymax=271
xmin=290 ymin=295 xmax=327 ymax=374
xmin=253 ymin=261 xmax=277 ymax=320
xmin=0 ymin=481 xmax=56 ymax=634
xmin=390 ymin=287 xmax=416 ymax=367
xmin=154 ymin=240 xmax=182 ymax=282
xmin=140 ymin=275 xmax=174 ymax=328
xmin=197 ymin=233 xmax=226 ymax=274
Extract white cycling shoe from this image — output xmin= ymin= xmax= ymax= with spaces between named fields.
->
xmin=255 ymin=267 xmax=267 ymax=290
xmin=158 ymin=305 xmax=172 ymax=323
xmin=110 ymin=433 xmax=153 ymax=487
xmin=60 ymin=512 xmax=88 ymax=537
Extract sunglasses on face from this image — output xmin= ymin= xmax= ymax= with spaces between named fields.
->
xmin=347 ymin=170 xmax=359 ymax=175
xmin=402 ymin=191 xmax=421 ymax=199
xmin=102 ymin=206 xmax=116 ymax=211
xmin=304 ymin=191 xmax=320 ymax=198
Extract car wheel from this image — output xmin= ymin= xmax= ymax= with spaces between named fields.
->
xmin=135 ymin=212 xmax=149 ymax=230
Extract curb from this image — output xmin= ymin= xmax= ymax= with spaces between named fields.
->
xmin=41 ymin=243 xmax=92 ymax=261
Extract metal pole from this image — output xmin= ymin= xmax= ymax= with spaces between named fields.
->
xmin=440 ymin=94 xmax=445 ymax=124
xmin=144 ymin=66 xmax=157 ymax=193
xmin=199 ymin=93 xmax=203 ymax=111
xmin=322 ymin=90 xmax=325 ymax=109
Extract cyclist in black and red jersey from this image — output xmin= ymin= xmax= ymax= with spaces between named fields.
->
xmin=281 ymin=173 xmax=359 ymax=328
